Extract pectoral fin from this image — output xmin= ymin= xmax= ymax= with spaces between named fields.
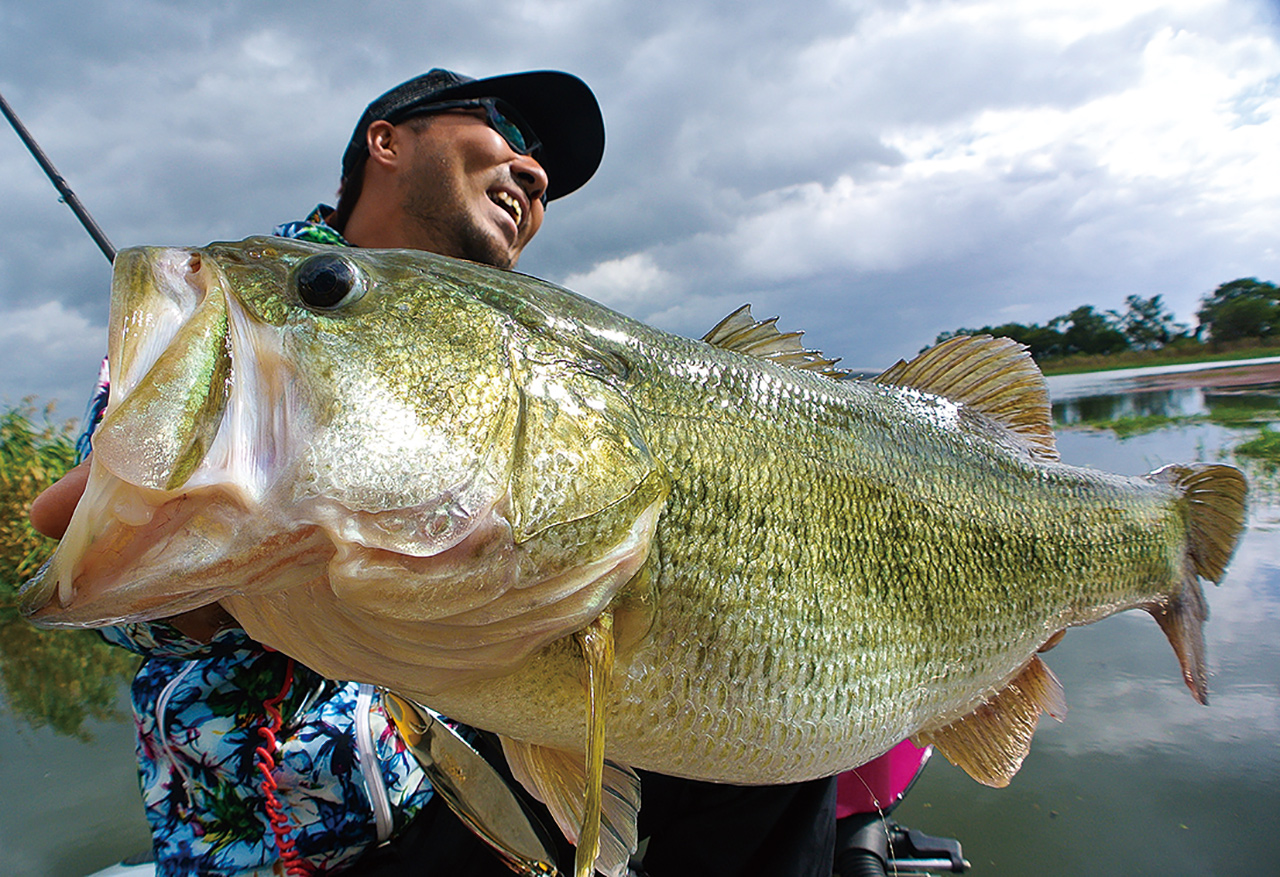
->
xmin=912 ymin=655 xmax=1066 ymax=788
xmin=575 ymin=613 xmax=614 ymax=877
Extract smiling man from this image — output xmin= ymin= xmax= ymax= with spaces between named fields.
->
xmin=326 ymin=68 xmax=602 ymax=268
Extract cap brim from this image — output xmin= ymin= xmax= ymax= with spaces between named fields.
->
xmin=409 ymin=70 xmax=605 ymax=202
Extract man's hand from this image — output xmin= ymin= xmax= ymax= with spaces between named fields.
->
xmin=29 ymin=458 xmax=91 ymax=539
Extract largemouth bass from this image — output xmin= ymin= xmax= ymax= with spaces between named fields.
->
xmin=22 ymin=237 xmax=1246 ymax=875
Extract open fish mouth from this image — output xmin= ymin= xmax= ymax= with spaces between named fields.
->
xmin=21 ymin=246 xmax=308 ymax=625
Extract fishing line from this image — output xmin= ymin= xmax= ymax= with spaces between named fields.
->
xmin=1 ymin=88 xmax=116 ymax=262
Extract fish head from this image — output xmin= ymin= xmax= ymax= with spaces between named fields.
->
xmin=23 ymin=237 xmax=524 ymax=621
xmin=22 ymin=237 xmax=665 ymax=693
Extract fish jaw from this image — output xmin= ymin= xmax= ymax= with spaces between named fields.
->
xmin=22 ymin=461 xmax=334 ymax=627
xmin=222 ymin=493 xmax=664 ymax=697
xmin=22 ymin=246 xmax=314 ymax=626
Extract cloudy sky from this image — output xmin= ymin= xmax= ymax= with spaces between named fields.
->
xmin=2 ymin=0 xmax=1278 ymax=417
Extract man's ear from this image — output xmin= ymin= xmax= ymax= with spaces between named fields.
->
xmin=365 ymin=120 xmax=402 ymax=170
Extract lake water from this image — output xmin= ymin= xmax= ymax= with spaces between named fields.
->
xmin=2 ymin=362 xmax=1278 ymax=876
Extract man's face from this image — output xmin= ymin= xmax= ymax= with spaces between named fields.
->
xmin=396 ymin=110 xmax=548 ymax=269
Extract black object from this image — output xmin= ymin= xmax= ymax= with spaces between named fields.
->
xmin=834 ymin=812 xmax=969 ymax=877
xmin=634 ymin=771 xmax=839 ymax=877
xmin=340 ymin=68 xmax=605 ymax=202
xmin=1 ymin=88 xmax=116 ymax=262
xmin=348 ymin=730 xmax=573 ymax=876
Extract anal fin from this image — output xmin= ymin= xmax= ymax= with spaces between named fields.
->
xmin=912 ymin=655 xmax=1066 ymax=788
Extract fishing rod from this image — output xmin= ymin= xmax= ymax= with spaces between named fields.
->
xmin=1 ymin=88 xmax=116 ymax=262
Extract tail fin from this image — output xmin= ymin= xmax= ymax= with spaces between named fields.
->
xmin=1146 ymin=464 xmax=1248 ymax=704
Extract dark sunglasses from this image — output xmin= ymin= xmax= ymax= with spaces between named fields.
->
xmin=398 ymin=97 xmax=546 ymax=204
xmin=400 ymin=97 xmax=541 ymax=155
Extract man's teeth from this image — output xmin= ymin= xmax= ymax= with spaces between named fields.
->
xmin=494 ymin=191 xmax=522 ymax=226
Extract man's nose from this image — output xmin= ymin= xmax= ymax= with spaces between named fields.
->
xmin=511 ymin=153 xmax=549 ymax=205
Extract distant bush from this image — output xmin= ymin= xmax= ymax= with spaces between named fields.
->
xmin=936 ymin=294 xmax=1189 ymax=360
xmin=935 ymin=280 xmax=1280 ymax=362
xmin=0 ymin=404 xmax=139 ymax=738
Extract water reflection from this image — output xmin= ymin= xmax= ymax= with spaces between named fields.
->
xmin=1053 ymin=387 xmax=1207 ymax=424
xmin=1051 ymin=380 xmax=1280 ymax=426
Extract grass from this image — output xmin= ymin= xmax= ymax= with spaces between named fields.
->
xmin=1235 ymin=427 xmax=1280 ymax=466
xmin=0 ymin=403 xmax=139 ymax=738
xmin=1039 ymin=340 xmax=1280 ymax=376
xmin=1207 ymin=405 xmax=1280 ymax=427
xmin=1068 ymin=414 xmax=1189 ymax=437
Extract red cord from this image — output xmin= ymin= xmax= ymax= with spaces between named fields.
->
xmin=254 ymin=657 xmax=311 ymax=876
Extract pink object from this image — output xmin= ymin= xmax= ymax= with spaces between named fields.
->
xmin=836 ymin=740 xmax=931 ymax=817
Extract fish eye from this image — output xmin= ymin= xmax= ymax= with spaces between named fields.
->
xmin=294 ymin=254 xmax=365 ymax=311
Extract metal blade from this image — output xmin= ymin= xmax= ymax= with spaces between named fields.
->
xmin=384 ymin=692 xmax=559 ymax=876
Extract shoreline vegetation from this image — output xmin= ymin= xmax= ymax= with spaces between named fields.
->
xmin=1038 ymin=339 xmax=1280 ymax=376
xmin=936 ymin=277 xmax=1280 ymax=377
xmin=0 ymin=404 xmax=139 ymax=738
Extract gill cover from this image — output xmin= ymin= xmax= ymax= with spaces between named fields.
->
xmin=94 ymin=249 xmax=232 ymax=491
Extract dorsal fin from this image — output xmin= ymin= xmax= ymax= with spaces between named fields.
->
xmin=875 ymin=335 xmax=1058 ymax=461
xmin=703 ymin=305 xmax=850 ymax=380
xmin=911 ymin=654 xmax=1066 ymax=788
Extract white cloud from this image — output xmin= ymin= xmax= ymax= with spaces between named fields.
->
xmin=561 ymin=252 xmax=681 ymax=314
xmin=626 ymin=0 xmax=1280 ymax=356
xmin=2 ymin=0 xmax=1279 ymax=404
xmin=0 ymin=300 xmax=105 ymax=414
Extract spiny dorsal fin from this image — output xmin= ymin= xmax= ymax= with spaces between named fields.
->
xmin=875 ymin=335 xmax=1058 ymax=461
xmin=911 ymin=655 xmax=1066 ymax=788
xmin=500 ymin=737 xmax=640 ymax=877
xmin=1143 ymin=462 xmax=1247 ymax=704
xmin=703 ymin=304 xmax=850 ymax=379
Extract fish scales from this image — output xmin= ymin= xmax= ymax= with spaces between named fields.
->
xmin=21 ymin=237 xmax=1246 ymax=875
xmin=499 ymin=339 xmax=1185 ymax=781
xmin=339 ymin=264 xmax=1192 ymax=774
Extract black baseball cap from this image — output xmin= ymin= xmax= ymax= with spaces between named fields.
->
xmin=341 ymin=68 xmax=605 ymax=202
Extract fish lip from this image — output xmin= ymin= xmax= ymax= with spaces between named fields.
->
xmin=21 ymin=463 xmax=283 ymax=628
xmin=107 ymin=247 xmax=205 ymax=402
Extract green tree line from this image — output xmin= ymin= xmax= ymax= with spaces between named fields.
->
xmin=936 ymin=278 xmax=1280 ymax=361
